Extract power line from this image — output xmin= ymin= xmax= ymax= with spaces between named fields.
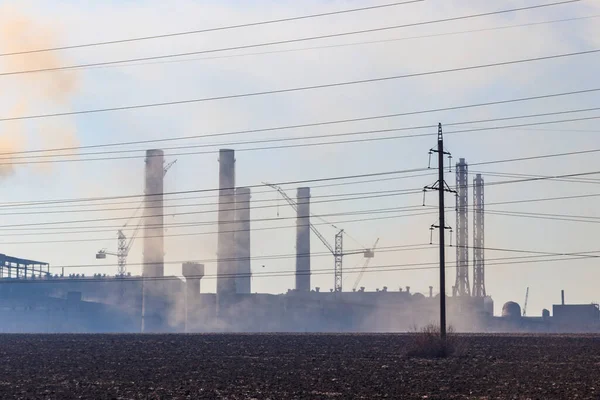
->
xmin=486 ymin=209 xmax=600 ymax=224
xmin=0 ymin=1 xmax=424 ymax=57
xmin=0 ymin=171 xmax=437 ymax=211
xmin=0 ymin=114 xmax=594 ymax=167
xmin=0 ymin=167 xmax=429 ymax=208
xmin=4 ymin=188 xmax=600 ymax=238
xmin=0 ymin=1 xmax=579 ymax=77
xmin=4 ymin=87 xmax=597 ymax=155
xmin=5 ymin=112 xmax=600 ymax=166
xmin=84 ymin=15 xmax=600 ymax=72
xmin=3 ymin=190 xmax=600 ymax=238
xmin=0 ymin=211 xmax=435 ymax=242
xmin=0 ymin=204 xmax=435 ymax=229
xmin=5 ymin=250 xmax=599 ymax=283
xmin=1 ymin=49 xmax=598 ymax=124
xmin=0 ymin=188 xmax=424 ymax=217
xmin=4 ymin=169 xmax=600 ymax=231
xmin=471 ymin=169 xmax=600 ymax=185
xmin=8 ymin=105 xmax=600 ymax=162
xmin=30 ymin=243 xmax=597 ymax=269
xmin=1 ymin=145 xmax=600 ymax=213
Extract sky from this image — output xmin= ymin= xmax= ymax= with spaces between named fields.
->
xmin=0 ymin=0 xmax=599 ymax=316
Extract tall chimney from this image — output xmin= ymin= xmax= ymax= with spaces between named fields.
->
xmin=296 ymin=187 xmax=311 ymax=291
xmin=143 ymin=149 xmax=164 ymax=277
xmin=142 ymin=149 xmax=165 ymax=332
xmin=473 ymin=174 xmax=486 ymax=297
xmin=235 ymin=187 xmax=251 ymax=294
xmin=455 ymin=158 xmax=470 ymax=296
xmin=217 ymin=149 xmax=236 ymax=311
xmin=561 ymin=290 xmax=565 ymax=305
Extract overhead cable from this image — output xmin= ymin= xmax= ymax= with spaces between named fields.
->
xmin=0 ymin=1 xmax=424 ymax=56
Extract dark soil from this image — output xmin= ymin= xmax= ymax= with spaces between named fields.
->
xmin=0 ymin=334 xmax=598 ymax=399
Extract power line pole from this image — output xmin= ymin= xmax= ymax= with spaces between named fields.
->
xmin=424 ymin=123 xmax=455 ymax=340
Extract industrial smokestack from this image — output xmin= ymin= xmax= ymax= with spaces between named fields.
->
xmin=143 ymin=149 xmax=164 ymax=277
xmin=141 ymin=149 xmax=165 ymax=333
xmin=296 ymin=187 xmax=311 ymax=291
xmin=561 ymin=290 xmax=565 ymax=305
xmin=473 ymin=174 xmax=486 ymax=297
xmin=217 ymin=149 xmax=236 ymax=311
xmin=455 ymin=158 xmax=470 ymax=296
xmin=235 ymin=187 xmax=251 ymax=294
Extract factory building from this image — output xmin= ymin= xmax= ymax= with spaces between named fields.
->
xmin=0 ymin=148 xmax=598 ymax=334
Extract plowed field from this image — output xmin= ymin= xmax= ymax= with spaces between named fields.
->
xmin=0 ymin=334 xmax=598 ymax=399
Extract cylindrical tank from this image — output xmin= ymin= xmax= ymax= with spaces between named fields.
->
xmin=412 ymin=292 xmax=426 ymax=300
xmin=501 ymin=301 xmax=522 ymax=319
xmin=296 ymin=187 xmax=311 ymax=291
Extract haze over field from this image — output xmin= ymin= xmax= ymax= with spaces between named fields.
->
xmin=0 ymin=0 xmax=599 ymax=316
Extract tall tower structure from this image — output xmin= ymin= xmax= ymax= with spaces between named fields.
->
xmin=296 ymin=187 xmax=311 ymax=291
xmin=472 ymin=174 xmax=486 ymax=297
xmin=216 ymin=149 xmax=237 ymax=311
xmin=235 ymin=187 xmax=251 ymax=294
xmin=454 ymin=158 xmax=470 ymax=296
xmin=141 ymin=149 xmax=166 ymax=332
xmin=143 ymin=149 xmax=165 ymax=277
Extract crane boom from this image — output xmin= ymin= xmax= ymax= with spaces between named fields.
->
xmin=97 ymin=159 xmax=177 ymax=275
xmin=352 ymin=238 xmax=379 ymax=291
xmin=263 ymin=182 xmax=335 ymax=255
xmin=264 ymin=182 xmax=376 ymax=292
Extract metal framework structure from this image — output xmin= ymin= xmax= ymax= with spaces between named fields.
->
xmin=454 ymin=158 xmax=470 ymax=296
xmin=472 ymin=174 xmax=486 ymax=297
xmin=117 ymin=230 xmax=127 ymax=276
xmin=352 ymin=238 xmax=379 ymax=291
xmin=0 ymin=254 xmax=49 ymax=279
xmin=264 ymin=183 xmax=374 ymax=293
xmin=423 ymin=123 xmax=456 ymax=340
xmin=334 ymin=230 xmax=344 ymax=293
xmin=97 ymin=159 xmax=176 ymax=276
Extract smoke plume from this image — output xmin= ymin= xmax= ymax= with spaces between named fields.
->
xmin=0 ymin=5 xmax=79 ymax=175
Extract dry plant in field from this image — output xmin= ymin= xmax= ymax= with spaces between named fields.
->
xmin=406 ymin=324 xmax=464 ymax=358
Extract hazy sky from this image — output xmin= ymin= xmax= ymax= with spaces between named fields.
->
xmin=0 ymin=0 xmax=599 ymax=316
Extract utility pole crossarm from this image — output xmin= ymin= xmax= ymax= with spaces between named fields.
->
xmin=423 ymin=122 xmax=454 ymax=341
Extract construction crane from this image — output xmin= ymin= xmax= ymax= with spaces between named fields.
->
xmin=96 ymin=159 xmax=177 ymax=275
xmin=263 ymin=182 xmax=375 ymax=292
xmin=352 ymin=238 xmax=379 ymax=291
xmin=523 ymin=287 xmax=530 ymax=317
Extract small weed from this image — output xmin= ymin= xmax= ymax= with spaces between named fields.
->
xmin=406 ymin=324 xmax=463 ymax=358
